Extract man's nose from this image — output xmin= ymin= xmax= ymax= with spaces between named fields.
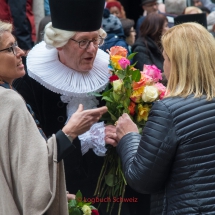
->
xmin=86 ymin=41 xmax=96 ymax=50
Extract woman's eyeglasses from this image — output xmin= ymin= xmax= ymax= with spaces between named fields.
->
xmin=70 ymin=36 xmax=104 ymax=49
xmin=0 ymin=41 xmax=18 ymax=56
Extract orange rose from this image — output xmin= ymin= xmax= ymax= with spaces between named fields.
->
xmin=133 ymin=72 xmax=152 ymax=90
xmin=128 ymin=101 xmax=136 ymax=116
xmin=109 ymin=46 xmax=127 ymax=57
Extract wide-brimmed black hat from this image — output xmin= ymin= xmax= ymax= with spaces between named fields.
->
xmin=174 ymin=13 xmax=207 ymax=28
xmin=49 ymin=0 xmax=105 ymax=31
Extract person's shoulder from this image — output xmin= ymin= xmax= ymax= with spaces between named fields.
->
xmin=0 ymin=87 xmax=25 ymax=110
xmin=156 ymin=95 xmax=203 ymax=111
xmin=132 ymin=38 xmax=146 ymax=50
xmin=137 ymin=16 xmax=145 ymax=24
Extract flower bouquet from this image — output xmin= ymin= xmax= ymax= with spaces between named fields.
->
xmin=68 ymin=190 xmax=99 ymax=215
xmin=94 ymin=46 xmax=166 ymax=215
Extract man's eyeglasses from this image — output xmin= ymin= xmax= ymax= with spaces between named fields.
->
xmin=70 ymin=36 xmax=104 ymax=49
xmin=0 ymin=41 xmax=18 ymax=56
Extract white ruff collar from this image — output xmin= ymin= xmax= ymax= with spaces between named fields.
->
xmin=27 ymin=41 xmax=110 ymax=97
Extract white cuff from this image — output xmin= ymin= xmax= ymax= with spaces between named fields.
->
xmin=78 ymin=122 xmax=107 ymax=156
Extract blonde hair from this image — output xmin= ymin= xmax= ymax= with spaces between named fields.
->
xmin=0 ymin=20 xmax=12 ymax=45
xmin=44 ymin=22 xmax=107 ymax=48
xmin=184 ymin=6 xmax=202 ymax=14
xmin=162 ymin=22 xmax=215 ymax=100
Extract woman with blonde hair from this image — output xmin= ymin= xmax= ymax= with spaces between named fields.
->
xmin=115 ymin=22 xmax=215 ymax=214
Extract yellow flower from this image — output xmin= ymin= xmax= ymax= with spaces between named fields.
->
xmin=111 ymin=55 xmax=123 ymax=70
xmin=137 ymin=104 xmax=150 ymax=122
xmin=82 ymin=205 xmax=92 ymax=215
xmin=130 ymin=86 xmax=144 ymax=103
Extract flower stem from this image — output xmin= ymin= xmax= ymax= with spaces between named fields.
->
xmin=118 ymin=184 xmax=126 ymax=215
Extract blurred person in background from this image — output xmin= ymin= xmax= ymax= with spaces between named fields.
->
xmin=193 ymin=0 xmax=215 ymax=11
xmin=132 ymin=13 xmax=168 ymax=72
xmin=136 ymin=0 xmax=159 ymax=37
xmin=100 ymin=9 xmax=129 ymax=53
xmin=207 ymin=11 xmax=215 ymax=36
xmin=163 ymin=0 xmax=187 ymax=27
xmin=105 ymin=0 xmax=126 ymax=18
xmin=120 ymin=18 xmax=136 ymax=53
xmin=198 ymin=6 xmax=211 ymax=15
xmin=184 ymin=6 xmax=203 ymax=14
xmin=0 ymin=0 xmax=36 ymax=70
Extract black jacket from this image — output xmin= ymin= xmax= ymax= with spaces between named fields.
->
xmin=131 ymin=36 xmax=163 ymax=72
xmin=117 ymin=95 xmax=215 ymax=214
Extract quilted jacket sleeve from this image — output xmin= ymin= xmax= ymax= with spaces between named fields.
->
xmin=117 ymin=100 xmax=178 ymax=194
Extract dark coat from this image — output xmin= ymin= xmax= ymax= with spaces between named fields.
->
xmin=117 ymin=95 xmax=215 ymax=214
xmin=131 ymin=36 xmax=163 ymax=72
xmin=13 ymin=74 xmax=150 ymax=215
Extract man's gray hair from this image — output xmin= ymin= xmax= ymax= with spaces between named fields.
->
xmin=165 ymin=0 xmax=187 ymax=15
xmin=44 ymin=22 xmax=107 ymax=49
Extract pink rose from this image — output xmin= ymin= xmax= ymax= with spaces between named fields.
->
xmin=118 ymin=57 xmax=130 ymax=69
xmin=143 ymin=65 xmax=162 ymax=82
xmin=154 ymin=82 xmax=166 ymax=99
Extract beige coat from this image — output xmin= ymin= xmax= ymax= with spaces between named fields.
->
xmin=0 ymin=87 xmax=68 ymax=215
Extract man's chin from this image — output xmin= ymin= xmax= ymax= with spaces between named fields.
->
xmin=79 ymin=64 xmax=93 ymax=73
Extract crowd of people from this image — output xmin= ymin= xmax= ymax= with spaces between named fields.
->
xmin=1 ymin=0 xmax=215 ymax=214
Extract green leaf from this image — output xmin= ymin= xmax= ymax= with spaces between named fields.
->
xmin=68 ymin=199 xmax=77 ymax=208
xmin=87 ymin=92 xmax=102 ymax=97
xmin=123 ymin=98 xmax=130 ymax=108
xmin=116 ymin=104 xmax=124 ymax=109
xmin=71 ymin=208 xmax=82 ymax=215
xmin=102 ymin=88 xmax=113 ymax=96
xmin=102 ymin=96 xmax=114 ymax=103
xmin=130 ymin=61 xmax=137 ymax=68
xmin=113 ymin=91 xmax=121 ymax=102
xmin=116 ymin=72 xmax=125 ymax=80
xmin=108 ymin=110 xmax=117 ymax=121
xmin=105 ymin=174 xmax=118 ymax=187
xmin=126 ymin=88 xmax=131 ymax=98
xmin=127 ymin=52 xmax=137 ymax=60
xmin=85 ymin=202 xmax=92 ymax=206
xmin=131 ymin=69 xmax=141 ymax=82
xmin=76 ymin=190 xmax=82 ymax=202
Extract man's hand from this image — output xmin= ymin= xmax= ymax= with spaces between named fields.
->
xmin=116 ymin=113 xmax=139 ymax=141
xmin=62 ymin=104 xmax=107 ymax=139
xmin=105 ymin=125 xmax=118 ymax=147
